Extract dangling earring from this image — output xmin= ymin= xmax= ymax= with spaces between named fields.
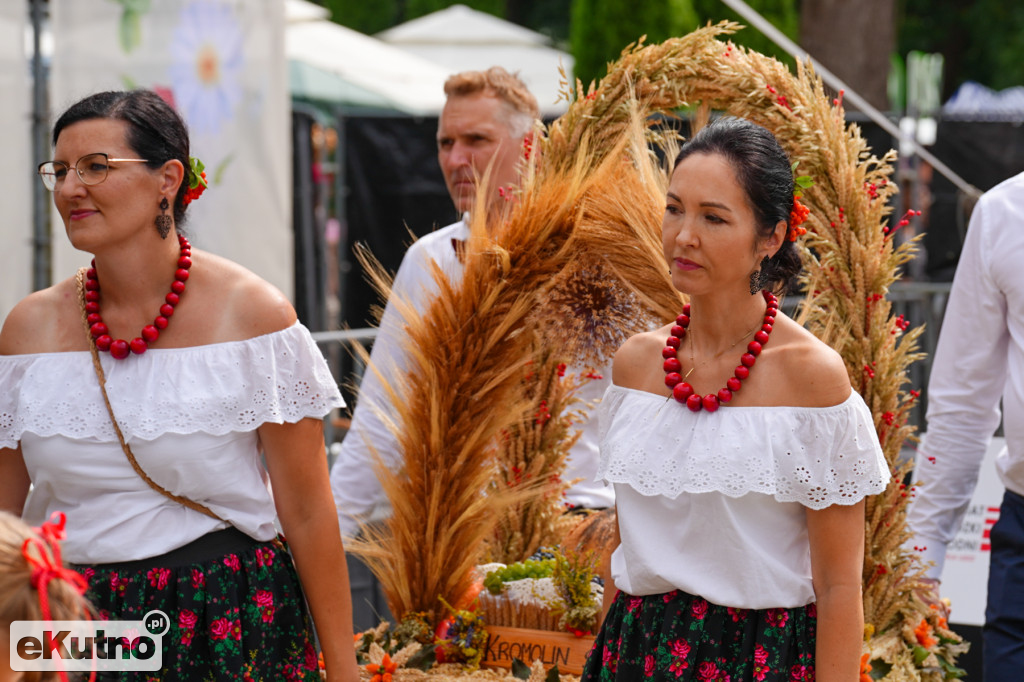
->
xmin=749 ymin=255 xmax=770 ymax=295
xmin=155 ymin=197 xmax=172 ymax=239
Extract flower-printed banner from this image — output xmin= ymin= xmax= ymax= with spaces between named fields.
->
xmin=50 ymin=0 xmax=292 ymax=298
xmin=0 ymin=4 xmax=32 ymax=319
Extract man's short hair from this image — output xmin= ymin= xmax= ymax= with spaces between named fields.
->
xmin=444 ymin=67 xmax=540 ymax=138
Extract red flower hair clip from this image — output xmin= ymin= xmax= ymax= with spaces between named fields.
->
xmin=788 ymin=165 xmax=814 ymax=242
xmin=788 ymin=196 xmax=810 ymax=242
xmin=182 ymin=156 xmax=208 ymax=206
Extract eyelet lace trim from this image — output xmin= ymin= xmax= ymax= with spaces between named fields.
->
xmin=0 ymin=323 xmax=342 ymax=444
xmin=597 ymin=385 xmax=890 ymax=510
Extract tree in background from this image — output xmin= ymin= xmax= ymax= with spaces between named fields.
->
xmin=406 ymin=0 xmax=504 ymax=19
xmin=321 ymin=0 xmax=503 ymax=35
xmin=800 ymin=0 xmax=895 ymax=111
xmin=691 ymin=0 xmax=799 ymax=69
xmin=318 ymin=0 xmax=1022 ymax=108
xmin=570 ymin=0 xmax=696 ymax=88
xmin=570 ymin=0 xmax=800 ymax=89
xmin=898 ymin=0 xmax=1024 ymax=100
xmin=320 ymin=0 xmax=398 ymax=34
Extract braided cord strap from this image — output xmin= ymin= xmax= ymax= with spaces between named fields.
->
xmin=75 ymin=268 xmax=223 ymax=521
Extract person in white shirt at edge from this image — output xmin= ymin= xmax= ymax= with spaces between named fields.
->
xmin=904 ymin=171 xmax=1024 ymax=680
xmin=330 ymin=67 xmax=614 ymax=542
xmin=581 ymin=117 xmax=890 ymax=681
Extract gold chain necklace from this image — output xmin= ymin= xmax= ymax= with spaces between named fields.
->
xmin=684 ymin=321 xmax=761 ymax=380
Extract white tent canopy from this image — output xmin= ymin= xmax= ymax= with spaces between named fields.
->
xmin=377 ymin=4 xmax=573 ymax=115
xmin=285 ymin=0 xmax=329 ymax=22
xmin=286 ymin=5 xmax=449 ymax=115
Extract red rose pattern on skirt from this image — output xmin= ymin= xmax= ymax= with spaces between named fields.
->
xmin=76 ymin=539 xmax=320 ymax=681
xmin=581 ymin=589 xmax=816 ymax=681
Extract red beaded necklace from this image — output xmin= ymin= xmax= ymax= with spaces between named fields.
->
xmin=84 ymin=234 xmax=192 ymax=359
xmin=662 ymin=289 xmax=778 ymax=412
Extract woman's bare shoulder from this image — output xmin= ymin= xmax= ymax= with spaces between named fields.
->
xmin=612 ymin=325 xmax=672 ymax=391
xmin=190 ymin=250 xmax=297 ymax=340
xmin=772 ymin=316 xmax=852 ymax=407
xmin=0 ymin=278 xmax=82 ymax=355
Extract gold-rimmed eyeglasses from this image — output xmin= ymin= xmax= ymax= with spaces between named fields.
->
xmin=37 ymin=152 xmax=150 ymax=191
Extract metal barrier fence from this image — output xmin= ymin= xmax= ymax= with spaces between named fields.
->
xmin=312 ymin=279 xmax=954 ymax=436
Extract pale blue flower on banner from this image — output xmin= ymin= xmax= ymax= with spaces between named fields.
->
xmin=169 ymin=1 xmax=243 ymax=136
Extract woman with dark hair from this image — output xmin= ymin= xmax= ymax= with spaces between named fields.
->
xmin=582 ymin=117 xmax=889 ymax=681
xmin=0 ymin=90 xmax=359 ymax=680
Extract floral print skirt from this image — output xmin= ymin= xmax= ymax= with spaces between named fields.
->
xmin=581 ymin=589 xmax=816 ymax=681
xmin=74 ymin=527 xmax=320 ymax=681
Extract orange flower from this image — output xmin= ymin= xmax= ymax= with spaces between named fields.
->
xmin=787 ymin=195 xmax=811 ymax=241
xmin=914 ymin=618 xmax=937 ymax=649
xmin=860 ymin=653 xmax=873 ymax=682
xmin=366 ymin=653 xmax=398 ymax=682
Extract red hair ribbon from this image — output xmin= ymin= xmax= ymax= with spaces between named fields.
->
xmin=21 ymin=512 xmax=92 ymax=682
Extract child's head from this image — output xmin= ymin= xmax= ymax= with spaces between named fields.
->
xmin=1 ymin=511 xmax=91 ymax=682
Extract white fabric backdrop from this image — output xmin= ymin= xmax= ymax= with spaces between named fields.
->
xmin=50 ymin=0 xmax=292 ymax=297
xmin=0 ymin=5 xmax=32 ymax=320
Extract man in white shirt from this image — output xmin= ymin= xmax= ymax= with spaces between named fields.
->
xmin=906 ymin=171 xmax=1024 ymax=679
xmin=330 ymin=67 xmax=613 ymax=543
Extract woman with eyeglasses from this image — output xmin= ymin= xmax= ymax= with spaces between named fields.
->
xmin=0 ymin=90 xmax=359 ymax=680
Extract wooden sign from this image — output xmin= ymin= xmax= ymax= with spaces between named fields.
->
xmin=481 ymin=626 xmax=596 ymax=675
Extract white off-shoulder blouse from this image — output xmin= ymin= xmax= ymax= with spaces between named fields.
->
xmin=0 ymin=322 xmax=344 ymax=564
xmin=598 ymin=383 xmax=890 ymax=609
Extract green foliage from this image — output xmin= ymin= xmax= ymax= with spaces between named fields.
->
xmin=322 ymin=0 xmax=506 ymax=35
xmin=510 ymin=658 xmax=562 ymax=680
xmin=352 ymin=616 xmax=437 ymax=670
xmin=570 ymin=0 xmax=697 ymax=88
xmin=406 ymin=0 xmax=504 ymax=20
xmin=550 ymin=548 xmax=599 ymax=634
xmin=690 ymin=0 xmax=798 ymax=69
xmin=898 ymin=0 xmax=1024 ymax=97
xmin=510 ymin=658 xmax=532 ymax=679
xmin=516 ymin=0 xmax=573 ymax=47
xmin=111 ymin=0 xmax=151 ymax=53
xmin=321 ymin=0 xmax=399 ymax=35
xmin=569 ymin=0 xmax=799 ymax=89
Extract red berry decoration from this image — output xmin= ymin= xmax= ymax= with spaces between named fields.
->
xmin=84 ymin=235 xmax=191 ymax=359
xmin=662 ymin=290 xmax=778 ymax=412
